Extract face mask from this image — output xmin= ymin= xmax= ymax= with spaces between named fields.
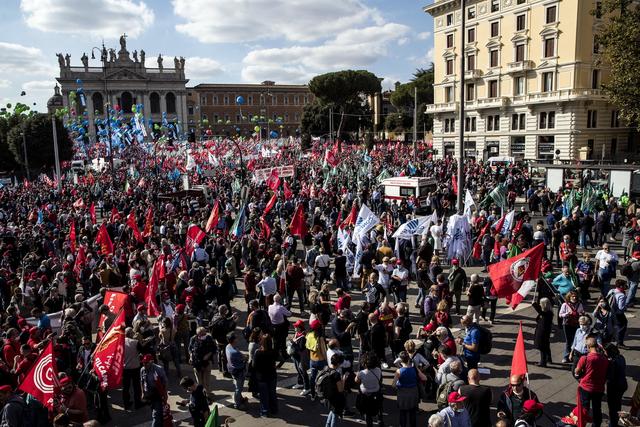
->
xmin=580 ymin=325 xmax=589 ymax=332
xmin=455 ymin=408 xmax=465 ymax=413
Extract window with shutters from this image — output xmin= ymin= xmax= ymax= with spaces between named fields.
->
xmin=490 ymin=49 xmax=499 ymax=67
xmin=488 ymin=80 xmax=498 ymax=98
xmin=546 ymin=5 xmax=557 ymax=24
xmin=516 ymin=14 xmax=526 ymax=31
xmin=467 ymin=54 xmax=476 ymax=71
xmin=467 ymin=28 xmax=475 ymax=43
xmin=491 ymin=21 xmax=499 ymax=37
xmin=515 ymin=44 xmax=525 ymax=62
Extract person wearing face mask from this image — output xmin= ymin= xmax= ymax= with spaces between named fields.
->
xmin=437 ymin=391 xmax=471 ymax=427
xmin=497 ymin=374 xmax=540 ymax=424
xmin=570 ymin=315 xmax=600 ymax=374
xmin=595 ymin=243 xmax=618 ymax=295
xmin=559 ymin=235 xmax=577 ymax=266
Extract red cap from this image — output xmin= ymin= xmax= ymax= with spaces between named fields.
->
xmin=310 ymin=319 xmax=322 ymax=330
xmin=396 ymin=260 xmax=403 ymax=265
xmin=0 ymin=385 xmax=12 ymax=392
xmin=422 ymin=322 xmax=436 ymax=333
xmin=59 ymin=376 xmax=72 ymax=386
xmin=185 ymin=296 xmax=193 ymax=303
xmin=451 ymin=258 xmax=459 ymax=265
xmin=30 ymin=272 xmax=38 ymax=279
xmin=633 ymin=251 xmax=640 ymax=259
xmin=293 ymin=319 xmax=305 ymax=329
xmin=523 ymin=400 xmax=544 ymax=414
xmin=141 ymin=354 xmax=155 ymax=364
xmin=137 ymin=304 xmax=145 ymax=311
xmin=447 ymin=391 xmax=466 ymax=403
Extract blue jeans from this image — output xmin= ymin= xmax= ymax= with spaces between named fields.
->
xmin=326 ymin=410 xmax=339 ymax=427
xmin=627 ymin=281 xmax=638 ymax=305
xmin=150 ymin=400 xmax=163 ymax=427
xmin=310 ymin=359 xmax=327 ymax=397
xmin=416 ymin=288 xmax=425 ymax=308
xmin=231 ymin=370 xmax=246 ymax=407
xmin=293 ymin=356 xmax=310 ymax=390
xmin=258 ymin=379 xmax=278 ymax=415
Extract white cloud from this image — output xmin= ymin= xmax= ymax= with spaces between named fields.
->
xmin=172 ymin=0 xmax=380 ymax=44
xmin=241 ymin=23 xmax=411 ymax=83
xmin=417 ymin=31 xmax=432 ymax=40
xmin=424 ymin=48 xmax=434 ymax=65
xmin=0 ymin=42 xmax=55 ymax=76
xmin=20 ymin=0 xmax=154 ymax=38
xmin=0 ymin=80 xmax=10 ymax=89
xmin=22 ymin=80 xmax=56 ymax=92
xmin=185 ymin=57 xmax=225 ymax=82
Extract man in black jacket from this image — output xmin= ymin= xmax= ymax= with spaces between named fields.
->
xmin=368 ymin=312 xmax=387 ymax=368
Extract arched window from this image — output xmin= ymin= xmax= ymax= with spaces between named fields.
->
xmin=166 ymin=92 xmax=176 ymax=114
xmin=92 ymin=92 xmax=104 ymax=115
xmin=121 ymin=91 xmax=133 ymax=113
xmin=150 ymin=92 xmax=160 ymax=114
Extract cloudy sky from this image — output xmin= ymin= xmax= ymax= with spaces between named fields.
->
xmin=1 ymin=0 xmax=435 ymax=111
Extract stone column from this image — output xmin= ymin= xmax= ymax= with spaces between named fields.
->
xmin=181 ymin=93 xmax=188 ymax=128
xmin=160 ymin=92 xmax=167 ymax=115
xmin=143 ymin=92 xmax=151 ymax=130
xmin=86 ymin=92 xmax=95 ymax=139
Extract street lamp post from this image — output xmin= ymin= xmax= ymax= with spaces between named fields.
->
xmin=457 ymin=0 xmax=467 ymax=212
xmin=92 ymin=43 xmax=114 ymax=177
xmin=50 ymin=116 xmax=61 ymax=192
xmin=20 ymin=131 xmax=29 ymax=180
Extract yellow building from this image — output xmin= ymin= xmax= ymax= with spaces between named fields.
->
xmin=424 ymin=0 xmax=632 ymax=162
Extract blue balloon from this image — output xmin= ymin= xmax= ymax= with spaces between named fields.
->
xmin=236 ymin=96 xmax=245 ymax=105
xmin=269 ymin=130 xmax=278 ymax=138
xmin=76 ymin=79 xmax=82 ymax=85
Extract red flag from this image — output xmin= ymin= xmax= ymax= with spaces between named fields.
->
xmin=452 ymin=175 xmax=458 ymax=195
xmin=324 ymin=148 xmax=339 ymax=167
xmin=259 ymin=216 xmax=271 ymax=240
xmin=511 ymin=322 xmax=528 ymax=377
xmin=264 ymin=193 xmax=277 ymax=216
xmin=73 ymin=198 xmax=85 ymax=209
xmin=335 ymin=210 xmax=342 ymax=227
xmin=512 ymin=218 xmax=524 ymax=237
xmin=18 ymin=341 xmax=59 ymax=406
xmin=126 ymin=212 xmax=143 ymax=243
xmin=96 ymin=223 xmax=114 ymax=255
xmin=146 ymin=258 xmax=163 ymax=317
xmin=205 ymin=200 xmax=220 ymax=233
xmin=89 ymin=203 xmax=96 ymax=225
xmin=290 ymin=204 xmax=307 ymax=237
xmin=73 ymin=245 xmax=85 ymax=279
xmin=93 ymin=310 xmax=126 ymax=390
xmin=283 ymin=180 xmax=293 ymax=200
xmin=247 ymin=159 xmax=256 ymax=171
xmin=493 ymin=214 xmax=506 ymax=234
xmin=109 ymin=207 xmax=119 ymax=222
xmin=185 ymin=224 xmax=206 ymax=256
xmin=69 ymin=221 xmax=77 ymax=253
xmin=97 ymin=291 xmax=128 ymax=342
xmin=142 ymin=207 xmax=153 ymax=238
xmin=488 ymin=243 xmax=545 ymax=308
xmin=265 ymin=169 xmax=281 ymax=191
xmin=339 ymin=205 xmax=358 ymax=229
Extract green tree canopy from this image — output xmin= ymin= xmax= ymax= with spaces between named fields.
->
xmin=387 ymin=65 xmax=435 ymax=135
xmin=0 ymin=103 xmax=37 ymax=171
xmin=596 ymin=0 xmax=640 ymax=129
xmin=7 ymin=114 xmax=73 ymax=170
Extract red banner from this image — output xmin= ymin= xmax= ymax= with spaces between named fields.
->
xmin=69 ymin=221 xmax=77 ymax=253
xmin=93 ymin=310 xmax=126 ymax=390
xmin=89 ymin=203 xmax=96 ymax=225
xmin=283 ymin=181 xmax=293 ymax=200
xmin=18 ymin=341 xmax=59 ymax=406
xmin=96 ymin=223 xmax=114 ymax=255
xmin=97 ymin=291 xmax=129 ymax=341
xmin=264 ymin=193 xmax=277 ymax=216
xmin=488 ymin=243 xmax=544 ymax=308
xmin=205 ymin=200 xmax=220 ymax=233
xmin=142 ymin=207 xmax=154 ymax=238
xmin=146 ymin=258 xmax=164 ymax=317
xmin=265 ymin=169 xmax=281 ymax=191
xmin=185 ymin=225 xmax=206 ymax=256
xmin=126 ymin=212 xmax=143 ymax=243
xmin=290 ymin=204 xmax=307 ymax=237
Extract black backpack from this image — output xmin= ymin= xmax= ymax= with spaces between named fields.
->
xmin=315 ymin=367 xmax=337 ymax=401
xmin=476 ymin=325 xmax=493 ymax=355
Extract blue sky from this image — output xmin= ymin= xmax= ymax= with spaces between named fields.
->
xmin=0 ymin=0 xmax=434 ymax=111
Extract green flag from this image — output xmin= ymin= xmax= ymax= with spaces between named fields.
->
xmin=231 ymin=179 xmax=241 ymax=195
xmin=376 ymin=169 xmax=391 ymax=183
xmin=489 ymin=183 xmax=507 ymax=209
xmin=205 ymin=404 xmax=219 ymax=427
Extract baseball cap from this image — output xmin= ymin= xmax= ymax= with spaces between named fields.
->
xmin=396 ymin=259 xmax=403 ymax=265
xmin=447 ymin=391 xmax=466 ymax=403
xmin=310 ymin=319 xmax=322 ymax=330
xmin=451 ymin=258 xmax=459 ymax=265
xmin=141 ymin=354 xmax=155 ymax=364
xmin=0 ymin=385 xmax=12 ymax=392
xmin=59 ymin=376 xmax=73 ymax=386
xmin=293 ymin=320 xmax=305 ymax=329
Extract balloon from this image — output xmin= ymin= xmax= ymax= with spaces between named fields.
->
xmin=20 ymin=91 xmax=25 ymax=96
xmin=206 ymin=129 xmax=212 ymax=135
xmin=114 ymin=104 xmax=121 ymax=111
xmin=225 ymin=120 xmax=231 ymax=124
xmin=270 ymin=130 xmax=278 ymax=138
xmin=254 ymin=126 xmax=261 ymax=132
xmin=76 ymin=79 xmax=82 ymax=85
xmin=217 ymin=120 xmax=223 ymax=124
xmin=132 ymin=105 xmax=137 ymax=113
xmin=235 ymin=127 xmax=241 ymax=132
xmin=236 ymin=96 xmax=245 ymax=105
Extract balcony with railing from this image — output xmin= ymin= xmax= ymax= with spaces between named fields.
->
xmin=425 ymin=102 xmax=458 ymax=114
xmin=464 ymin=69 xmax=482 ymax=80
xmin=506 ymin=60 xmax=535 ymax=74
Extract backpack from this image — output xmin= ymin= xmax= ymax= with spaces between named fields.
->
xmin=607 ymin=290 xmax=620 ymax=313
xmin=436 ymin=379 xmax=462 ymax=409
xmin=315 ymin=367 xmax=337 ymax=401
xmin=621 ymin=262 xmax=633 ymax=278
xmin=476 ymin=325 xmax=493 ymax=355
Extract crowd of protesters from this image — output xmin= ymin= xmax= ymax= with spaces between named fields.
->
xmin=0 ymin=136 xmax=637 ymax=427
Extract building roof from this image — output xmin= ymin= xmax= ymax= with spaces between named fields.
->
xmin=423 ymin=0 xmax=459 ymax=15
xmin=190 ymin=82 xmax=309 ymax=90
xmin=47 ymin=85 xmax=63 ymax=108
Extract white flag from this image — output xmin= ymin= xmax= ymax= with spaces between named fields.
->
xmin=502 ymin=210 xmax=515 ymax=235
xmin=352 ymin=204 xmax=380 ymax=241
xmin=208 ymin=151 xmax=220 ymax=167
xmin=393 ymin=216 xmax=432 ymax=240
xmin=186 ymin=152 xmax=196 ymax=171
xmin=421 ymin=211 xmax=438 ymax=236
xmin=463 ymin=190 xmax=476 ymax=218
xmin=445 ymin=214 xmax=472 ymax=262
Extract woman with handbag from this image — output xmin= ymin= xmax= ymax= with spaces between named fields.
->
xmin=355 ymin=352 xmax=384 ymax=427
xmin=393 ymin=351 xmax=427 ymax=427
